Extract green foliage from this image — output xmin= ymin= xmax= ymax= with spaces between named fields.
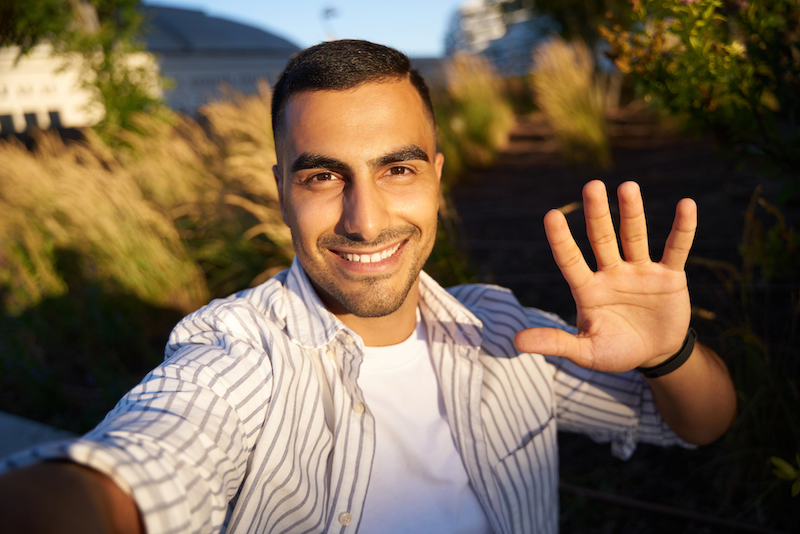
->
xmin=0 ymin=87 xmax=294 ymax=431
xmin=771 ymin=455 xmax=800 ymax=497
xmin=111 ymin=86 xmax=294 ymax=298
xmin=601 ymin=0 xmax=800 ymax=175
xmin=0 ymin=132 xmax=208 ymax=316
xmin=503 ymin=74 xmax=539 ymax=116
xmin=431 ymin=54 xmax=516 ymax=184
xmin=0 ymin=267 xmax=182 ymax=432
xmin=741 ymin=195 xmax=800 ymax=282
xmin=690 ymin=187 xmax=800 ymax=521
xmin=497 ymin=0 xmax=636 ymax=47
xmin=424 ymin=189 xmax=478 ymax=288
xmin=531 ymin=37 xmax=612 ymax=168
xmin=601 ymin=1 xmax=800 ymax=516
xmin=0 ymin=0 xmax=161 ymax=141
xmin=0 ymin=0 xmax=73 ymax=55
xmin=60 ymin=0 xmax=162 ymax=140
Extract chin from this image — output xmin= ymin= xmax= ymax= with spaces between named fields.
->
xmin=324 ymin=276 xmax=416 ymax=318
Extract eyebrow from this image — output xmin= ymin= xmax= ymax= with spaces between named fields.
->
xmin=290 ymin=145 xmax=430 ymax=174
xmin=371 ymin=145 xmax=430 ymax=167
xmin=291 ymin=154 xmax=351 ymax=173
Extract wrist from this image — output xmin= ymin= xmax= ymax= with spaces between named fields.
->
xmin=637 ymin=328 xmax=697 ymax=379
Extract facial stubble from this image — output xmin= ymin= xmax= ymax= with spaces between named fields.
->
xmin=301 ymin=225 xmax=434 ymax=318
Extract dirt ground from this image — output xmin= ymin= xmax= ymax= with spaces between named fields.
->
xmin=450 ymin=108 xmax=799 ymax=533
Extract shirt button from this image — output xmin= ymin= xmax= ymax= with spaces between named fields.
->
xmin=353 ymin=401 xmax=365 ymax=414
xmin=338 ymin=512 xmax=352 ymax=525
xmin=325 ymin=349 xmax=336 ymax=361
xmin=343 ymin=334 xmax=354 ymax=347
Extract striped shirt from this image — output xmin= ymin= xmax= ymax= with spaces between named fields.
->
xmin=1 ymin=259 xmax=686 ymax=534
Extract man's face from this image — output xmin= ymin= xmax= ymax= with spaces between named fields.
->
xmin=274 ymin=78 xmax=444 ymax=318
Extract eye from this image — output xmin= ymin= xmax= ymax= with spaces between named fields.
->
xmin=307 ymin=171 xmax=339 ymax=182
xmin=387 ymin=166 xmax=413 ymax=176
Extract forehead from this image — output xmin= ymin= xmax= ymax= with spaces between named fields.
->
xmin=277 ymin=79 xmax=436 ymax=165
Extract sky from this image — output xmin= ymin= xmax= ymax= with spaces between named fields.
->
xmin=144 ymin=0 xmax=468 ymax=57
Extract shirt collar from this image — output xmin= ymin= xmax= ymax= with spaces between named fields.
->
xmin=280 ymin=257 xmax=484 ymax=350
xmin=419 ymin=271 xmax=483 ymax=349
xmin=280 ymin=258 xmax=347 ymax=349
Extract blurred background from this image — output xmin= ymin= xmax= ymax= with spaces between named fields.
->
xmin=0 ymin=0 xmax=798 ymax=532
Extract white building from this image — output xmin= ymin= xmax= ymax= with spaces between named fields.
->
xmin=0 ymin=5 xmax=300 ymax=134
xmin=445 ymin=0 xmax=558 ymax=77
xmin=0 ymin=44 xmax=102 ymax=134
xmin=445 ymin=0 xmax=508 ymax=55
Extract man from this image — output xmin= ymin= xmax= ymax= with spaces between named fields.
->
xmin=0 ymin=40 xmax=736 ymax=534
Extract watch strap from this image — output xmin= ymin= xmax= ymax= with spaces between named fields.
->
xmin=636 ymin=328 xmax=697 ymax=379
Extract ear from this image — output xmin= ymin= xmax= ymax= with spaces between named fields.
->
xmin=434 ymin=152 xmax=445 ymax=213
xmin=434 ymin=152 xmax=445 ymax=184
xmin=273 ymin=164 xmax=289 ymax=226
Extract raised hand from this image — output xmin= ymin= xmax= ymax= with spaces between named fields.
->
xmin=514 ymin=180 xmax=697 ymax=372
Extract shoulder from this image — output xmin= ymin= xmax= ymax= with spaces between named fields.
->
xmin=166 ymin=269 xmax=290 ymax=357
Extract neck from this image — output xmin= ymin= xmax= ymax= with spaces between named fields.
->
xmin=335 ymin=283 xmax=420 ymax=347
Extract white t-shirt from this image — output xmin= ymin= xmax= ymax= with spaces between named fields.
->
xmin=357 ymin=313 xmax=492 ymax=534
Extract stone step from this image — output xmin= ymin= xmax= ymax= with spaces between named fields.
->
xmin=0 ymin=412 xmax=75 ymax=461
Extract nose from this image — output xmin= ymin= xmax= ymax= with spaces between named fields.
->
xmin=341 ymin=178 xmax=390 ymax=243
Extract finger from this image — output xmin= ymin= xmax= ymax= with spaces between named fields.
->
xmin=617 ymin=181 xmax=650 ymax=264
xmin=543 ymin=208 xmax=593 ymax=289
xmin=583 ymin=180 xmax=622 ymax=270
xmin=514 ymin=327 xmax=595 ymax=369
xmin=661 ymin=198 xmax=697 ymax=270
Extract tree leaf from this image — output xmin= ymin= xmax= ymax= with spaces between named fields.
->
xmin=770 ymin=456 xmax=797 ymax=479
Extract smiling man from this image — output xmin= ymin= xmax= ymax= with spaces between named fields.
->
xmin=0 ymin=40 xmax=736 ymax=534
xmin=274 ymin=73 xmax=443 ymax=345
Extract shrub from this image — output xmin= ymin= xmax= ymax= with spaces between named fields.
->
xmin=601 ymin=3 xmax=800 ymax=517
xmin=530 ymin=37 xmax=611 ymax=169
xmin=600 ymin=0 xmax=800 ymax=184
xmin=0 ymin=131 xmax=208 ymax=315
xmin=109 ymin=84 xmax=294 ymax=296
xmin=0 ymin=129 xmax=209 ymax=430
xmin=0 ymin=85 xmax=295 ymax=430
xmin=432 ymin=54 xmax=516 ymax=183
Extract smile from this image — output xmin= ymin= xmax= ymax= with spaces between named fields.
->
xmin=336 ymin=242 xmax=402 ymax=264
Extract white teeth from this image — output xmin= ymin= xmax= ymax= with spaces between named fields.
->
xmin=338 ymin=243 xmax=401 ymax=263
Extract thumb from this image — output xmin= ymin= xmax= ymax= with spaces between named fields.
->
xmin=514 ymin=327 xmax=592 ymax=368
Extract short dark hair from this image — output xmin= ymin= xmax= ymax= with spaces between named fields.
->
xmin=271 ymin=39 xmax=434 ymax=137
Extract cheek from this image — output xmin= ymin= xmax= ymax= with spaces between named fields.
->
xmin=394 ymin=185 xmax=440 ymax=228
xmin=285 ymin=194 xmax=339 ymax=247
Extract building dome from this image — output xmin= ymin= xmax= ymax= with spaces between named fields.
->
xmin=141 ymin=5 xmax=301 ymax=114
xmin=143 ymin=6 xmax=300 ymax=57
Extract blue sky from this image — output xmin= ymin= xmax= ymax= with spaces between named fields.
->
xmin=144 ymin=0 xmax=467 ymax=57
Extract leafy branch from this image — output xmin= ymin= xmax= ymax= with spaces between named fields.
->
xmin=771 ymin=455 xmax=800 ymax=497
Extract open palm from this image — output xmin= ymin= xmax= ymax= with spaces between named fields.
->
xmin=514 ymin=180 xmax=696 ymax=372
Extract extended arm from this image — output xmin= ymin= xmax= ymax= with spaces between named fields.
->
xmin=0 ymin=461 xmax=143 ymax=534
xmin=514 ymin=180 xmax=736 ymax=444
xmin=643 ymin=341 xmax=735 ymax=444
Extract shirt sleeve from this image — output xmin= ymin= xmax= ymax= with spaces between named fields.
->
xmin=520 ymin=307 xmax=693 ymax=460
xmin=0 ymin=300 xmax=276 ymax=534
xmin=543 ymin=354 xmax=692 ymax=460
